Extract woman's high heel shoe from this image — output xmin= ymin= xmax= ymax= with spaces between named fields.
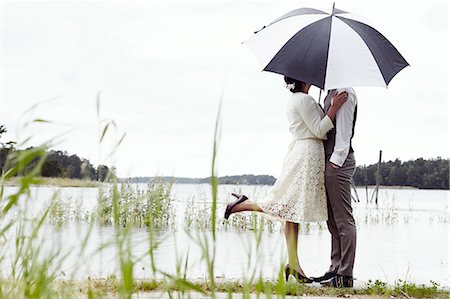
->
xmin=284 ymin=264 xmax=313 ymax=284
xmin=224 ymin=193 xmax=248 ymax=219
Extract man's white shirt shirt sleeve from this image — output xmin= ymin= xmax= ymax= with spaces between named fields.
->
xmin=329 ymin=88 xmax=357 ymax=167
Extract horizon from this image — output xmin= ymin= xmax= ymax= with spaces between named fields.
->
xmin=2 ymin=143 xmax=447 ymax=180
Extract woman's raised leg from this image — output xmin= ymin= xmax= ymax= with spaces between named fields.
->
xmin=225 ymin=193 xmax=263 ymax=218
xmin=229 ymin=200 xmax=263 ymax=213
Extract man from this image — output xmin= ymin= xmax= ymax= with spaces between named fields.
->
xmin=313 ymin=88 xmax=358 ymax=288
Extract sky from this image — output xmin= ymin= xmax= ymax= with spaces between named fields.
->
xmin=0 ymin=0 xmax=449 ymax=178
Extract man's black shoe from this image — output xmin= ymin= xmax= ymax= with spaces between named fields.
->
xmin=311 ymin=271 xmax=336 ymax=282
xmin=320 ymin=274 xmax=354 ymax=288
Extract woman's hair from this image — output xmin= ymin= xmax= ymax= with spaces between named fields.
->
xmin=284 ymin=76 xmax=305 ymax=93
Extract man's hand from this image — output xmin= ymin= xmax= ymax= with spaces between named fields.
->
xmin=326 ymin=91 xmax=348 ymax=121
xmin=330 ymin=162 xmax=340 ymax=169
xmin=331 ymin=91 xmax=348 ymax=110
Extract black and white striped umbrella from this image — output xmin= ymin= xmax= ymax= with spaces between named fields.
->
xmin=243 ymin=5 xmax=409 ymax=90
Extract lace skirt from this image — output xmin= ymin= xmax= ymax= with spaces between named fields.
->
xmin=259 ymin=138 xmax=328 ymax=223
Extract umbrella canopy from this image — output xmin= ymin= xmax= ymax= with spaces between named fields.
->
xmin=243 ymin=5 xmax=409 ymax=90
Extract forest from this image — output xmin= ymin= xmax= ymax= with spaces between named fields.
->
xmin=0 ymin=125 xmax=110 ymax=181
xmin=129 ymin=157 xmax=449 ymax=190
xmin=353 ymin=157 xmax=449 ymax=190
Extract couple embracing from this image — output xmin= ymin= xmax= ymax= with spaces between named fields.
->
xmin=224 ymin=75 xmax=357 ymax=288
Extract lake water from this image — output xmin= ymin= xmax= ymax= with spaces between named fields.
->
xmin=1 ymin=184 xmax=449 ymax=288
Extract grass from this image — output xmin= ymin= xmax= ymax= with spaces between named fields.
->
xmin=0 ymin=146 xmax=70 ymax=298
xmin=44 ymin=190 xmax=90 ymax=226
xmin=95 ymin=179 xmax=174 ymax=229
xmin=46 ymin=183 xmax=415 ymax=231
xmin=0 ymin=278 xmax=444 ymax=298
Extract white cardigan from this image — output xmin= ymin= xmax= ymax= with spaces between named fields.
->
xmin=286 ymin=92 xmax=334 ymax=140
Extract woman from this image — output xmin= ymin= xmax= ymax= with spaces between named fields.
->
xmin=224 ymin=76 xmax=348 ymax=283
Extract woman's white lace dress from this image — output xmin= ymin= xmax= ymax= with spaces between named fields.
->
xmin=259 ymin=92 xmax=334 ymax=223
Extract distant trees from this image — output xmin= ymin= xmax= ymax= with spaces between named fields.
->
xmin=0 ymin=147 xmax=111 ymax=182
xmin=2 ymin=124 xmax=448 ymax=188
xmin=130 ymin=159 xmax=449 ymax=190
xmin=0 ymin=125 xmax=16 ymax=172
xmin=97 ymin=164 xmax=110 ymax=182
xmin=218 ymin=175 xmax=276 ymax=185
xmin=353 ymin=157 xmax=449 ymax=190
xmin=38 ymin=150 xmax=101 ymax=180
xmin=0 ymin=124 xmax=111 ymax=181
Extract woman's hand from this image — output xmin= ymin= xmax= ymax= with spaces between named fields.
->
xmin=331 ymin=91 xmax=348 ymax=110
xmin=326 ymin=91 xmax=348 ymax=121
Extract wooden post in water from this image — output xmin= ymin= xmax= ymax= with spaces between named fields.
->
xmin=364 ymin=164 xmax=369 ymax=203
xmin=350 ymin=178 xmax=360 ymax=202
xmin=370 ymin=150 xmax=382 ymax=204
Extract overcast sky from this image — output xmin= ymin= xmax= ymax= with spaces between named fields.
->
xmin=0 ymin=0 xmax=448 ymax=178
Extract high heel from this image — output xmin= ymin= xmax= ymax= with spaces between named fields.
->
xmin=284 ymin=264 xmax=313 ymax=284
xmin=224 ymin=193 xmax=248 ymax=219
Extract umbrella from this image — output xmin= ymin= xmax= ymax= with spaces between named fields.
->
xmin=243 ymin=4 xmax=409 ymax=90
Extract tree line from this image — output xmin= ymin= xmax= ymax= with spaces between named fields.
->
xmin=129 ymin=158 xmax=449 ymax=190
xmin=2 ymin=125 xmax=448 ymax=189
xmin=353 ymin=157 xmax=449 ymax=190
xmin=0 ymin=125 xmax=111 ymax=181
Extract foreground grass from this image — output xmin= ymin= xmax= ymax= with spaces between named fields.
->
xmin=47 ymin=278 xmax=449 ymax=298
xmin=4 ymin=176 xmax=101 ymax=187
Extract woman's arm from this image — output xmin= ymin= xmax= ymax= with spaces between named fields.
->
xmin=298 ymin=93 xmax=348 ymax=138
xmin=298 ymin=96 xmax=333 ymax=138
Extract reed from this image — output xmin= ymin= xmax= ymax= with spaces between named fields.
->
xmin=95 ymin=179 xmax=174 ymax=229
xmin=44 ymin=191 xmax=88 ymax=226
xmin=0 ymin=146 xmax=71 ymax=298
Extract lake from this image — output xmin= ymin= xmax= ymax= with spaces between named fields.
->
xmin=1 ymin=184 xmax=449 ymax=288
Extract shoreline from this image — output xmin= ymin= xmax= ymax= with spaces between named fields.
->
xmin=2 ymin=176 xmax=102 ymax=188
xmin=354 ymin=185 xmax=418 ymax=190
xmin=1 ymin=178 xmax=435 ymax=190
xmin=48 ymin=278 xmax=449 ymax=298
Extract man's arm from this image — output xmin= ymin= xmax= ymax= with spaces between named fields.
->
xmin=329 ymin=88 xmax=357 ymax=167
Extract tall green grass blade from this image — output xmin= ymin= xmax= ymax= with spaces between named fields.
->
xmin=96 ymin=91 xmax=102 ymax=119
xmin=100 ymin=123 xmax=110 ymax=143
